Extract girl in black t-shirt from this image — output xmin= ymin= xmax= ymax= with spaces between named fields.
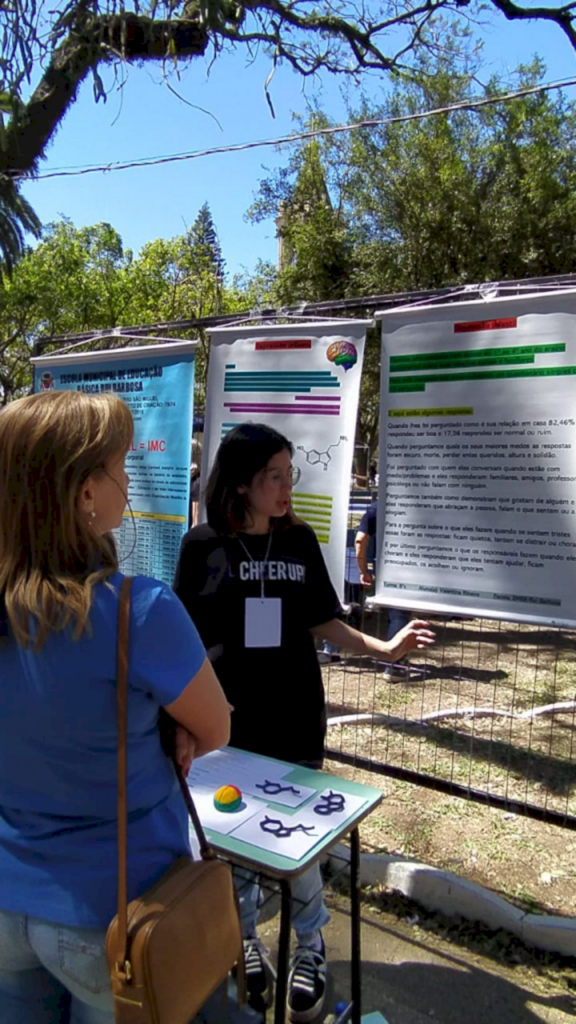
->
xmin=174 ymin=423 xmax=434 ymax=1022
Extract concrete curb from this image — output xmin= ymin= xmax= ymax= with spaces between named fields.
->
xmin=327 ymin=845 xmax=576 ymax=957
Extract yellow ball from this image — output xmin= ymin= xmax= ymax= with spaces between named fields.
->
xmin=214 ymin=784 xmax=242 ymax=812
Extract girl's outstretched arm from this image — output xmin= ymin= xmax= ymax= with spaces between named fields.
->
xmin=310 ymin=618 xmax=435 ymax=663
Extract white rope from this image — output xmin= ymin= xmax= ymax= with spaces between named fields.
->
xmin=327 ymin=699 xmax=576 ymax=728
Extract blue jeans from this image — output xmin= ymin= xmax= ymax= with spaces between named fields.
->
xmin=322 ymin=641 xmax=340 ymax=656
xmin=386 ymin=608 xmax=410 ymax=644
xmin=0 ymin=909 xmax=113 ymax=1024
xmin=234 ymin=862 xmax=330 ymax=947
xmin=0 ymin=909 xmax=261 ymax=1024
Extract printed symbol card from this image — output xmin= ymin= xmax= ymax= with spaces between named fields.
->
xmin=231 ymin=811 xmax=333 ymax=859
xmin=298 ymin=788 xmax=368 ymax=829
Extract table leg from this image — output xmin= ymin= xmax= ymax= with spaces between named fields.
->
xmin=350 ymin=828 xmax=361 ymax=1024
xmin=274 ymin=879 xmax=292 ymax=1024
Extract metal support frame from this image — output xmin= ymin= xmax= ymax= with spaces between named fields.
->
xmin=271 ymin=829 xmax=362 ymax=1024
xmin=274 ymin=880 xmax=293 ymax=1024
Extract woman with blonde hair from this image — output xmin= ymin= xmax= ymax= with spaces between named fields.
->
xmin=0 ymin=390 xmax=231 ymax=1023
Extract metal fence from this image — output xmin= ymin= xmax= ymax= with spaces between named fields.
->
xmin=321 ymin=502 xmax=576 ymax=831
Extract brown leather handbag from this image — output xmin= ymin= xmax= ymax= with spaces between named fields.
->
xmin=106 ymin=577 xmax=244 ymax=1024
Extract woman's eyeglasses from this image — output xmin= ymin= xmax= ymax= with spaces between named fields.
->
xmin=264 ymin=466 xmax=301 ymax=487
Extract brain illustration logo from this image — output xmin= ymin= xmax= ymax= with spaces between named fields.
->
xmin=326 ymin=340 xmax=357 ymax=373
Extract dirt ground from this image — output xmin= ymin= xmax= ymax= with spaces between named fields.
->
xmin=325 ymin=757 xmax=576 ymax=918
xmin=320 ymin=614 xmax=576 ymax=918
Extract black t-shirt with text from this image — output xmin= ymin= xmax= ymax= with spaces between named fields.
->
xmin=173 ymin=523 xmax=342 ymax=764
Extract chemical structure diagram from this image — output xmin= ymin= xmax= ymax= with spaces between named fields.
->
xmin=297 ymin=436 xmax=347 ymax=471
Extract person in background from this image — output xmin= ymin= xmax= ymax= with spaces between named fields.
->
xmin=0 ymin=391 xmax=231 ymax=1024
xmin=173 ymin=423 xmax=435 ymax=1021
xmin=355 ymin=498 xmax=411 ymax=683
xmin=317 ymin=639 xmax=341 ymax=664
xmin=190 ymin=462 xmax=201 ymax=527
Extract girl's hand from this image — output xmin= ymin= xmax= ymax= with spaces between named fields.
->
xmin=174 ymin=726 xmax=196 ymax=776
xmin=387 ymin=619 xmax=435 ymax=662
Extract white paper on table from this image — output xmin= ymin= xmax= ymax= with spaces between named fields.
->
xmin=189 ymin=829 xmax=201 ymax=860
xmin=188 ymin=749 xmax=315 ymax=807
xmin=230 ymin=810 xmax=333 ymax=860
xmin=190 ymin=788 xmax=262 ymax=835
xmin=297 ymin=789 xmax=368 ymax=830
xmin=248 ymin=779 xmax=317 ymax=808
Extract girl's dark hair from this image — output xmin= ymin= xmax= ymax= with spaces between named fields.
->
xmin=205 ymin=422 xmax=297 ymax=535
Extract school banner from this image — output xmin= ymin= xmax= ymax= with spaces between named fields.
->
xmin=32 ymin=343 xmax=196 ymax=585
xmin=375 ymin=289 xmax=576 ymax=627
xmin=203 ymin=321 xmax=370 ymax=599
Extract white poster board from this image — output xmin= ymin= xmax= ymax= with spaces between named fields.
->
xmin=203 ymin=322 xmax=369 ymax=599
xmin=375 ymin=290 xmax=576 ymax=627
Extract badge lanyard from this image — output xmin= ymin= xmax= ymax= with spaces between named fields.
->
xmin=237 ymin=532 xmax=282 ymax=648
xmin=237 ymin=531 xmax=273 ymax=601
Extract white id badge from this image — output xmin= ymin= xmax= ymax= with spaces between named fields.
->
xmin=244 ymin=597 xmax=282 ymax=648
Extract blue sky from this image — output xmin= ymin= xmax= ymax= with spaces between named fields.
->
xmin=22 ymin=16 xmax=576 ymax=278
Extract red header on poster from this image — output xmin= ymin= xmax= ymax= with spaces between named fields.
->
xmin=255 ymin=339 xmax=312 ymax=350
xmin=454 ymin=318 xmax=517 ymax=333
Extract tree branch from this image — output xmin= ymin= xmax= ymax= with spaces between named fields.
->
xmin=3 ymin=11 xmax=208 ymax=177
xmin=490 ymin=0 xmax=576 ymax=49
xmin=3 ymin=0 xmax=576 ymax=188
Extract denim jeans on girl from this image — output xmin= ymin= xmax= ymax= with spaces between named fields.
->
xmin=234 ymin=861 xmax=330 ymax=947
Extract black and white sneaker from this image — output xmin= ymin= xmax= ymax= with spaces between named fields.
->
xmin=381 ymin=659 xmax=410 ymax=684
xmin=243 ymin=936 xmax=275 ymax=1012
xmin=287 ymin=937 xmax=327 ymax=1022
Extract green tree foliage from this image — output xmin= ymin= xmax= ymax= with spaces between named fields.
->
xmin=0 ymin=181 xmax=41 ymax=278
xmin=248 ymin=51 xmax=576 ymax=454
xmin=124 ymin=212 xmax=229 ymax=391
xmin=0 ymin=206 xmax=238 ymax=402
xmin=274 ymin=141 xmax=352 ymax=304
xmin=0 ymin=219 xmax=135 ymax=402
xmin=0 ymin=0 xmax=442 ymax=272
xmin=254 ymin=55 xmax=576 ymax=297
xmin=0 ymin=95 xmax=41 ymax=276
xmin=248 ymin=119 xmax=354 ymax=303
xmin=229 ymin=259 xmax=278 ymax=311
xmin=347 ymin=56 xmax=576 ymax=292
xmin=188 ymin=203 xmax=226 ymax=281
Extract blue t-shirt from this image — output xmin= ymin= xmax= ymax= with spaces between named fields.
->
xmin=0 ymin=573 xmax=205 ymax=929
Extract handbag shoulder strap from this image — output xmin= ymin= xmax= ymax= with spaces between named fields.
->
xmin=115 ymin=576 xmax=132 ymax=974
xmin=174 ymin=768 xmax=216 ymax=860
xmin=114 ymin=577 xmax=218 ymax=971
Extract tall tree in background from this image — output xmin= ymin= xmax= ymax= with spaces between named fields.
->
xmin=188 ymin=204 xmax=226 ymax=283
xmin=183 ymin=203 xmax=225 ymax=394
xmin=248 ymin=119 xmax=353 ymax=303
xmin=275 ymin=140 xmax=351 ymax=304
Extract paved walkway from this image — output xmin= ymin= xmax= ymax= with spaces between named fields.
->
xmin=257 ymin=893 xmax=575 ymax=1024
